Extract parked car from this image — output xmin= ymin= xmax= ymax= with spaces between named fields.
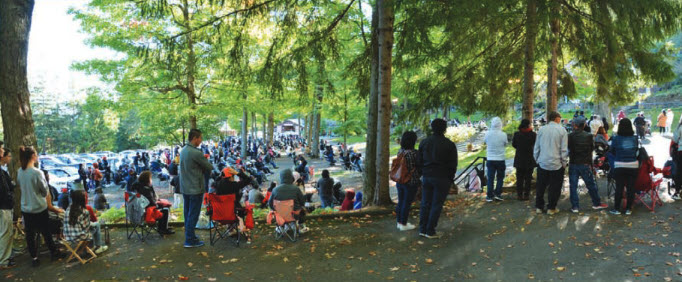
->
xmin=54 ymin=154 xmax=85 ymax=169
xmin=45 ymin=167 xmax=78 ymax=191
xmin=39 ymin=156 xmax=69 ymax=170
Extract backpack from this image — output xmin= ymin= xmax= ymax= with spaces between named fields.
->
xmin=662 ymin=160 xmax=676 ymax=179
xmin=390 ymin=152 xmax=412 ymax=184
xmin=671 ymin=141 xmax=680 ymax=160
xmin=475 ymin=164 xmax=487 ymax=187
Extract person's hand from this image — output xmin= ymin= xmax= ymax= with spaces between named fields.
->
xmin=56 ymin=208 xmax=65 ymax=214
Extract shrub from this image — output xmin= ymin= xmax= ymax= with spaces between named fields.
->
xmin=99 ymin=206 xmax=126 ymax=224
xmin=444 ymin=126 xmax=476 ymax=143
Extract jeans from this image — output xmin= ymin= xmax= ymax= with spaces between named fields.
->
xmin=183 ymin=194 xmax=204 ymax=244
xmin=613 ymin=167 xmax=637 ymax=211
xmin=515 ymin=166 xmax=534 ymax=197
xmin=320 ymin=195 xmax=334 ymax=209
xmin=396 ymin=183 xmax=418 ymax=225
xmin=0 ymin=209 xmax=13 ymax=265
xmin=419 ymin=177 xmax=451 ymax=236
xmin=486 ymin=161 xmax=506 ymax=198
xmin=535 ymin=167 xmax=565 ymax=210
xmin=568 ymin=164 xmax=601 ymax=208
xmin=90 ymin=222 xmax=103 ymax=247
xmin=23 ymin=209 xmax=58 ymax=258
xmin=269 ymin=161 xmax=278 ymax=169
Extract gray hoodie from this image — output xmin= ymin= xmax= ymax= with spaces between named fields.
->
xmin=179 ymin=145 xmax=214 ymax=195
xmin=268 ymin=169 xmax=305 ymax=211
xmin=17 ymin=167 xmax=48 ymax=214
xmin=484 ymin=117 xmax=508 ymax=161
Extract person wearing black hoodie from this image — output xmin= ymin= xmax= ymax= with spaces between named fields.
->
xmin=512 ymin=119 xmax=537 ymax=201
xmin=214 ymin=167 xmax=252 ymax=211
xmin=417 ymin=119 xmax=458 ymax=239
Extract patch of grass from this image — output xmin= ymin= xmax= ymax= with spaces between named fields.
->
xmin=457 ymin=146 xmax=514 ymax=170
xmin=99 ymin=206 xmax=126 ymax=224
xmin=331 ymin=135 xmax=366 ymax=145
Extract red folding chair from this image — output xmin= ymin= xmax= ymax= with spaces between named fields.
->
xmin=206 ymin=193 xmax=242 ymax=246
xmin=124 ymin=191 xmax=159 ymax=241
xmin=269 ymin=200 xmax=299 ymax=242
xmin=634 ymin=157 xmax=664 ymax=212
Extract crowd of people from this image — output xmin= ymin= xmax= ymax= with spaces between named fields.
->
xmin=2 ymin=108 xmax=681 ymax=268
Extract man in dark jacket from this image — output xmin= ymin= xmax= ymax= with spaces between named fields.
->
xmin=0 ymin=145 xmax=16 ymax=268
xmin=417 ymin=118 xmax=458 ymax=239
xmin=633 ymin=113 xmax=647 ymax=140
xmin=268 ymin=169 xmax=308 ymax=233
xmin=512 ymin=119 xmax=537 ymax=201
xmin=568 ymin=117 xmax=608 ymax=212
xmin=214 ymin=167 xmax=252 ymax=210
xmin=316 ymin=170 xmax=335 ymax=208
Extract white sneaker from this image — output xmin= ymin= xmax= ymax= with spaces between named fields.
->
xmin=547 ymin=208 xmax=560 ymax=215
xmin=299 ymin=226 xmax=309 ymax=234
xmin=94 ymin=245 xmax=108 ymax=254
xmin=672 ymin=194 xmax=681 ymax=200
xmin=398 ymin=223 xmax=416 ymax=231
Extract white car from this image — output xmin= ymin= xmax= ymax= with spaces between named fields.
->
xmin=45 ymin=168 xmax=78 ymax=191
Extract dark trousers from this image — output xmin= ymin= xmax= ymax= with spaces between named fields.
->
xmin=675 ymin=155 xmax=682 ymax=194
xmin=295 ymin=209 xmax=307 ymax=224
xmin=158 ymin=207 xmax=169 ymax=231
xmin=23 ymin=209 xmax=58 ymax=259
xmin=486 ymin=161 xmax=506 ymax=198
xmin=396 ymin=183 xmax=418 ymax=225
xmin=183 ymin=194 xmax=203 ymax=244
xmin=613 ymin=167 xmax=637 ymax=211
xmin=535 ymin=167 xmax=565 ymax=210
xmin=516 ymin=166 xmax=534 ymax=197
xmin=419 ymin=177 xmax=450 ymax=236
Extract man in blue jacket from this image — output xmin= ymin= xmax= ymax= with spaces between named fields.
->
xmin=180 ymin=129 xmax=215 ymax=248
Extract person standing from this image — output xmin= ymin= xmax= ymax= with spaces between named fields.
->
xmin=395 ymin=131 xmax=421 ymax=231
xmin=0 ymin=145 xmax=16 ymax=269
xmin=657 ymin=110 xmax=667 ymax=135
xmin=672 ymin=116 xmax=682 ymax=200
xmin=316 ymin=170 xmax=335 ymax=208
xmin=484 ymin=117 xmax=508 ymax=202
xmin=418 ymin=119 xmax=458 ymax=239
xmin=17 ymin=146 xmax=65 ymax=266
xmin=533 ymin=111 xmax=568 ymax=215
xmin=609 ymin=118 xmax=639 ymax=215
xmin=567 ymin=117 xmax=609 ymax=213
xmin=179 ymin=129 xmax=215 ymax=248
xmin=633 ymin=113 xmax=647 ymax=140
xmin=512 ymin=119 xmax=536 ymax=201
xmin=665 ymin=109 xmax=674 ymax=134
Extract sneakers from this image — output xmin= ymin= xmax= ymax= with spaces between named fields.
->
xmin=592 ymin=203 xmax=608 ymax=210
xmin=493 ymin=196 xmax=504 ymax=201
xmin=419 ymin=232 xmax=441 ymax=239
xmin=94 ymin=245 xmax=108 ymax=254
xmin=570 ymin=208 xmax=579 ymax=213
xmin=299 ymin=226 xmax=310 ymax=234
xmin=184 ymin=240 xmax=205 ymax=248
xmin=672 ymin=194 xmax=681 ymax=200
xmin=536 ymin=208 xmax=543 ymax=214
xmin=609 ymin=209 xmax=621 ymax=215
xmin=485 ymin=197 xmax=493 ymax=202
xmin=547 ymin=209 xmax=559 ymax=215
xmin=625 ymin=210 xmax=632 ymax=215
xmin=398 ymin=223 xmax=416 ymax=231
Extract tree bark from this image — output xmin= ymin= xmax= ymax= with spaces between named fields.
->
xmin=521 ymin=0 xmax=538 ymax=121
xmin=241 ymin=106 xmax=248 ymax=159
xmin=181 ymin=0 xmax=198 ymax=129
xmin=363 ymin=2 xmax=379 ymax=206
xmin=305 ymin=114 xmax=312 ymax=155
xmin=311 ymin=84 xmax=323 ymax=158
xmin=374 ymin=0 xmax=394 ymax=206
xmin=343 ymin=91 xmax=348 ymax=147
xmin=594 ymin=79 xmax=612 ymax=130
xmin=547 ymin=1 xmax=560 ymax=119
xmin=267 ymin=111 xmax=275 ymax=147
xmin=0 ymin=0 xmax=37 ymax=217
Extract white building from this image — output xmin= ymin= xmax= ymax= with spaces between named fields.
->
xmin=274 ymin=119 xmax=304 ymax=136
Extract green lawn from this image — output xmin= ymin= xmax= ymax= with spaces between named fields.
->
xmin=457 ymin=146 xmax=514 ymax=170
xmin=331 ymin=135 xmax=366 ymax=145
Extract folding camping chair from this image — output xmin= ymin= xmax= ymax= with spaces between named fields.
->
xmin=270 ymin=200 xmax=299 ymax=242
xmin=634 ymin=156 xmax=664 ymax=212
xmin=206 ymin=193 xmax=242 ymax=246
xmin=61 ymin=240 xmax=96 ymax=265
xmin=124 ymin=191 xmax=158 ymax=241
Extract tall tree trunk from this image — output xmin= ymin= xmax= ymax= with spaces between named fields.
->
xmin=267 ymin=112 xmax=275 ymax=147
xmin=546 ymin=1 xmax=560 ymax=119
xmin=311 ymin=84 xmax=323 ymax=158
xmin=0 ymin=0 xmax=37 ymax=217
xmin=363 ymin=3 xmax=379 ymax=206
xmin=305 ymin=114 xmax=312 ymax=155
xmin=181 ymin=0 xmax=198 ymax=129
xmin=241 ymin=106 xmax=248 ymax=159
xmin=521 ymin=0 xmax=538 ymax=121
xmin=252 ymin=112 xmax=256 ymax=140
xmin=594 ymin=79 xmax=612 ymax=131
xmin=343 ymin=91 xmax=348 ymax=147
xmin=374 ymin=0 xmax=394 ymax=206
xmin=262 ymin=113 xmax=266 ymax=144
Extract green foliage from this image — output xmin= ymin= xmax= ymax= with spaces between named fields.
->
xmin=99 ymin=206 xmax=126 ymax=224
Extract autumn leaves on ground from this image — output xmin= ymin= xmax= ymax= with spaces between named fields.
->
xmin=4 ymin=189 xmax=681 ymax=281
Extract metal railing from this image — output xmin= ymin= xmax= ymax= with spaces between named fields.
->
xmin=453 ymin=156 xmax=487 ymax=188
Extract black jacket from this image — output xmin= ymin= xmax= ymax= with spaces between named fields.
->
xmin=568 ymin=130 xmax=594 ymax=165
xmin=133 ymin=181 xmax=157 ymax=208
xmin=418 ymin=134 xmax=458 ymax=179
xmin=0 ymin=169 xmax=14 ymax=210
xmin=512 ymin=130 xmax=537 ymax=168
xmin=215 ymin=172 xmax=252 ymax=208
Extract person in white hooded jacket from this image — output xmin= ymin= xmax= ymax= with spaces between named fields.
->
xmin=484 ymin=117 xmax=508 ymax=202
